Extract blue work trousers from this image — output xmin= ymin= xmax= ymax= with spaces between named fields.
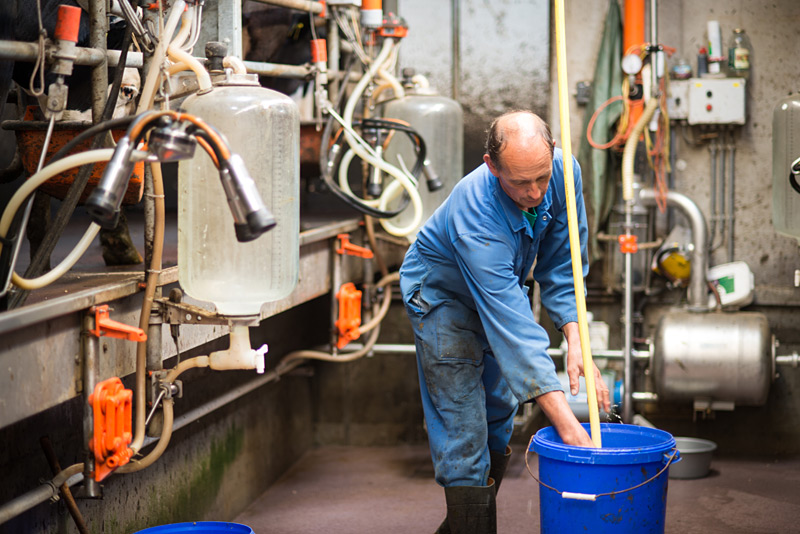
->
xmin=405 ymin=294 xmax=519 ymax=487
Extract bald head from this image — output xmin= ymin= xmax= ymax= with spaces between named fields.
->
xmin=485 ymin=111 xmax=554 ymax=171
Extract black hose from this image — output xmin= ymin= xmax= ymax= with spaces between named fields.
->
xmin=321 ymin=118 xmax=426 ymax=219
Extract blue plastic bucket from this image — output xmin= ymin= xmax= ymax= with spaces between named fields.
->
xmin=133 ymin=522 xmax=253 ymax=534
xmin=531 ymin=423 xmax=679 ymax=534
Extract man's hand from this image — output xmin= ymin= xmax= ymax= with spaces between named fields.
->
xmin=562 ymin=322 xmax=611 ymax=413
xmin=536 ymin=390 xmax=595 ymax=447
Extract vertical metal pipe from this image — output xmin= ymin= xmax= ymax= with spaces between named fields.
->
xmin=88 ymin=0 xmax=108 ymax=123
xmin=649 ymin=0 xmax=658 ymax=93
xmin=81 ymin=312 xmax=102 ymax=498
xmin=709 ymin=140 xmax=717 ymax=247
xmin=622 ymin=206 xmax=634 ymax=424
xmin=451 ymin=0 xmax=460 ymax=101
xmin=718 ymin=131 xmax=726 ymax=249
xmin=330 ymin=239 xmax=341 ymax=356
xmin=728 ymin=133 xmax=736 ymax=261
xmin=327 ymin=17 xmax=340 ymax=103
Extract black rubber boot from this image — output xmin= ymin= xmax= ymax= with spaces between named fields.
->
xmin=439 ymin=478 xmax=497 ymax=534
xmin=435 ymin=448 xmax=511 ymax=533
xmin=488 ymin=446 xmax=512 ymax=493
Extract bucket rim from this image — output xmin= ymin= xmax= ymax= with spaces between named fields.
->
xmin=532 ymin=423 xmax=676 ymax=465
xmin=133 ymin=522 xmax=254 ymax=534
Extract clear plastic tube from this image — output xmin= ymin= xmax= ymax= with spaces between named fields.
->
xmin=0 ymin=150 xmax=114 ymax=290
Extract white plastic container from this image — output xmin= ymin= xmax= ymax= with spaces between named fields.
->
xmin=707 ymin=260 xmax=755 ymax=309
xmin=179 ymin=73 xmax=300 ymax=316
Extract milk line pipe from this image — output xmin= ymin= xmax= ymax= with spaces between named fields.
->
xmin=39 ymin=436 xmax=89 ymax=534
xmin=554 ymin=0 xmax=602 ymax=446
xmin=248 ymin=0 xmax=324 ymax=14
xmin=0 ymin=464 xmax=84 ymax=526
xmin=0 ymin=40 xmax=144 ymax=68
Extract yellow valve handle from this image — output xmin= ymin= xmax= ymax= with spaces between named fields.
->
xmin=553 ymin=0 xmax=602 ymax=447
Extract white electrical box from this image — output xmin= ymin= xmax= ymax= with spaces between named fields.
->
xmin=687 ymin=78 xmax=746 ymax=125
xmin=667 ymin=80 xmax=690 ymax=120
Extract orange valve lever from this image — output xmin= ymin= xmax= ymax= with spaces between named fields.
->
xmin=88 ymin=377 xmax=134 ymax=481
xmin=335 ymin=283 xmax=362 ymax=349
xmin=89 ymin=304 xmax=147 ymax=342
xmin=337 ymin=234 xmax=374 ymax=259
xmin=619 ymin=234 xmax=639 ymax=254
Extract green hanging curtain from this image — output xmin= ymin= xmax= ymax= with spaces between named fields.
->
xmin=577 ymin=0 xmax=623 ymax=264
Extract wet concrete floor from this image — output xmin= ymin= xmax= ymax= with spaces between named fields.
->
xmin=235 ymin=444 xmax=800 ymax=533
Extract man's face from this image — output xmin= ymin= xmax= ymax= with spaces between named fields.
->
xmin=485 ymin=140 xmax=553 ymax=210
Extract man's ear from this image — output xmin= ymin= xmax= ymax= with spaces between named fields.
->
xmin=484 ymin=154 xmax=498 ymax=176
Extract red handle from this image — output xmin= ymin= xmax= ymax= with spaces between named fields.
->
xmin=55 ymin=5 xmax=82 ymax=43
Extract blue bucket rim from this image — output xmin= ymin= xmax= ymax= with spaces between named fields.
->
xmin=532 ymin=423 xmax=676 ymax=465
xmin=133 ymin=522 xmax=253 ymax=534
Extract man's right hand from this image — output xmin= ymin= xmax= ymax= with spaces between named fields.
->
xmin=535 ymin=390 xmax=597 ymax=448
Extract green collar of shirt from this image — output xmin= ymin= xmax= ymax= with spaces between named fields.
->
xmin=522 ymin=207 xmax=537 ymax=227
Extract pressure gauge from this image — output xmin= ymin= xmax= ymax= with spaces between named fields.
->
xmin=622 ymin=54 xmax=643 ymax=75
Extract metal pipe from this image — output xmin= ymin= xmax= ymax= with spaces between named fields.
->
xmin=81 ymin=313 xmax=102 ymax=498
xmin=640 ymin=188 xmax=709 ymax=311
xmin=622 ymin=206 xmax=634 ymax=423
xmin=649 ymin=0 xmax=658 ymax=93
xmin=718 ymin=131 xmax=727 ymax=249
xmin=242 ymin=60 xmax=312 ymax=78
xmin=0 ymin=40 xmax=144 ymax=68
xmin=248 ymin=0 xmax=324 ymax=14
xmin=89 ymin=0 xmax=108 ymax=123
xmin=363 ymin=344 xmax=653 ymax=359
xmin=330 ymin=239 xmax=341 ymax=356
xmin=451 ymin=0 xmax=460 ymax=100
xmin=40 ymin=437 xmax=89 ymax=534
xmin=728 ymin=132 xmax=736 ymax=261
xmin=709 ymin=140 xmax=717 ymax=247
xmin=327 ymin=17 xmax=341 ymax=102
xmin=0 ymin=465 xmax=84 ymax=526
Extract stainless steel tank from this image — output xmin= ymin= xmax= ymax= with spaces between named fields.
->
xmin=652 ymin=310 xmax=773 ymax=406
xmin=772 ymin=95 xmax=800 ymax=243
xmin=382 ymin=85 xmax=463 ymax=238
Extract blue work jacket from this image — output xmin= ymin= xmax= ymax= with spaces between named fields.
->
xmin=399 ymin=148 xmax=589 ymax=403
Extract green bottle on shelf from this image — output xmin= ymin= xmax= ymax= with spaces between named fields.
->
xmin=727 ymin=28 xmax=752 ymax=79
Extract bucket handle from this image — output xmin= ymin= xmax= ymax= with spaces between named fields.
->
xmin=525 ymin=435 xmax=680 ymax=501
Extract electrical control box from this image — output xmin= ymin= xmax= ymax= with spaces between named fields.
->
xmin=687 ymin=78 xmax=746 ymax=125
xmin=667 ymin=80 xmax=690 ymax=120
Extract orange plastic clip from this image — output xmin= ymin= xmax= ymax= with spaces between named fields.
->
xmin=318 ymin=0 xmax=326 ymax=18
xmin=335 ymin=283 xmax=362 ymax=349
xmin=618 ymin=234 xmax=639 ymax=254
xmin=337 ymin=234 xmax=374 ymax=259
xmin=88 ymin=377 xmax=134 ymax=481
xmin=89 ymin=305 xmax=147 ymax=342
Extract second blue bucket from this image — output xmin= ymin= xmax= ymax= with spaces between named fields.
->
xmin=531 ymin=423 xmax=679 ymax=534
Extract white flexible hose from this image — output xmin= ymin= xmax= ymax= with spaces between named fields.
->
xmin=340 ymin=39 xmax=423 ymax=236
xmin=167 ymin=46 xmax=212 ymax=93
xmin=0 ymin=150 xmax=114 ymax=290
xmin=137 ymin=0 xmax=186 ymax=113
xmin=378 ymin=68 xmax=405 ymax=99
xmin=170 ymin=6 xmax=193 ymax=50
xmin=622 ymin=98 xmax=659 ymax=201
xmin=223 ymin=56 xmax=248 ymax=74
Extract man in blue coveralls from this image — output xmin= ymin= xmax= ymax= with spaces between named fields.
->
xmin=399 ymin=111 xmax=611 ymax=533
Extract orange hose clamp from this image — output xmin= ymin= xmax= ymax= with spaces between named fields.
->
xmin=336 ymin=282 xmax=362 ymax=349
xmin=88 ymin=377 xmax=134 ymax=481
xmin=618 ymin=234 xmax=639 ymax=254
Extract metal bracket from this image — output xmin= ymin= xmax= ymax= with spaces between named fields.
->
xmin=150 ymin=370 xmax=183 ymax=401
xmin=155 ymin=297 xmax=236 ymax=326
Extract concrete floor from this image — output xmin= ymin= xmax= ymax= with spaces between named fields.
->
xmin=234 ymin=444 xmax=800 ymax=533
